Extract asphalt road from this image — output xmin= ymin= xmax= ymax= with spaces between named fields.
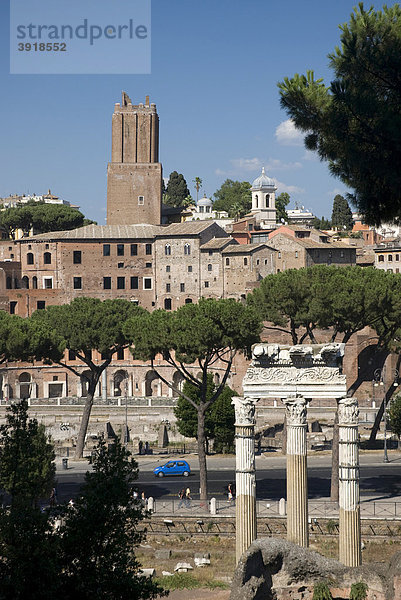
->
xmin=54 ymin=452 xmax=401 ymax=503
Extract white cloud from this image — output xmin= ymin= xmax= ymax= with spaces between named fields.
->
xmin=265 ymin=158 xmax=302 ymax=171
xmin=214 ymin=168 xmax=228 ymax=176
xmin=274 ymin=178 xmax=305 ymax=195
xmin=275 ymin=119 xmax=304 ymax=146
xmin=230 ymin=157 xmax=263 ymax=171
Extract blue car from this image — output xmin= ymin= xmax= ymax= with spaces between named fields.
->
xmin=153 ymin=460 xmax=191 ymax=478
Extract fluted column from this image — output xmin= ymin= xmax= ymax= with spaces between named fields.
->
xmin=232 ymin=396 xmax=257 ymax=562
xmin=338 ymin=397 xmax=361 ymax=566
xmin=283 ymin=394 xmax=309 ymax=547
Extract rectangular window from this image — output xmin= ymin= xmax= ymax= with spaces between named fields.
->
xmin=37 ymin=301 xmax=46 ymax=310
xmin=118 ymin=262 xmax=124 ymax=268
xmin=166 ymin=265 xmax=170 ymax=273
xmin=117 ymin=348 xmax=124 ymax=360
xmin=9 ymin=301 xmax=17 ymax=315
xmin=166 ymin=283 xmax=171 ymax=293
xmin=388 ymin=254 xmax=393 ymax=262
xmin=73 ymin=250 xmax=82 ymax=264
xmin=143 ymin=277 xmax=152 ymax=290
xmin=145 ymin=244 xmax=152 ymax=255
xmin=117 ymin=244 xmax=124 ymax=256
xmin=103 ymin=277 xmax=111 ymax=290
xmin=117 ymin=277 xmax=125 ymax=290
xmin=204 ymin=281 xmax=209 ymax=288
xmin=103 ymin=244 xmax=110 ymax=256
xmin=68 ymin=350 xmax=76 ymax=361
xmin=145 ymin=262 xmax=152 ymax=268
xmin=73 ymin=277 xmax=82 ymax=290
xmin=43 ymin=277 xmax=53 ymax=289
xmin=180 ymin=283 xmax=185 ymax=292
xmin=131 ymin=244 xmax=138 ymax=256
xmin=138 ymin=195 xmax=144 ymax=205
xmin=130 ymin=276 xmax=139 ymax=289
xmin=188 ymin=265 xmax=192 ymax=273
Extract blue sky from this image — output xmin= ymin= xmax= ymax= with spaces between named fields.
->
xmin=0 ymin=0 xmax=395 ymax=224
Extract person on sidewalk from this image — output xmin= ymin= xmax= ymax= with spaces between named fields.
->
xmin=178 ymin=488 xmax=186 ymax=509
xmin=185 ymin=487 xmax=192 ymax=508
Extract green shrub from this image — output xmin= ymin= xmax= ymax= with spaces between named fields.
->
xmin=350 ymin=582 xmax=368 ymax=600
xmin=313 ymin=581 xmax=333 ymax=600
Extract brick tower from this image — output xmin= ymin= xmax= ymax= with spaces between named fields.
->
xmin=106 ymin=92 xmax=162 ymax=225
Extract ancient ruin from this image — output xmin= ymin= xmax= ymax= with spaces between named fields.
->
xmin=234 ymin=343 xmax=361 ymax=567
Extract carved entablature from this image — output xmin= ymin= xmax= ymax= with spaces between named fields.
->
xmin=231 ymin=396 xmax=257 ymax=427
xmin=243 ymin=343 xmax=347 ymax=400
xmin=338 ymin=396 xmax=359 ymax=425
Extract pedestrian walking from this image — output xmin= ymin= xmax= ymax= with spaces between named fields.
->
xmin=141 ymin=491 xmax=147 ymax=508
xmin=178 ymin=488 xmax=186 ymax=509
xmin=227 ymin=482 xmax=235 ymax=505
xmin=138 ymin=440 xmax=143 ymax=455
xmin=144 ymin=441 xmax=149 ymax=454
xmin=185 ymin=487 xmax=192 ymax=508
xmin=49 ymin=487 xmax=57 ymax=507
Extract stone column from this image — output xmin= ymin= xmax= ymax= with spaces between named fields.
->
xmin=338 ymin=397 xmax=361 ymax=567
xmin=232 ymin=396 xmax=257 ymax=562
xmin=283 ymin=394 xmax=309 ymax=547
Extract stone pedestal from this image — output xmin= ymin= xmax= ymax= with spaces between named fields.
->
xmin=283 ymin=394 xmax=308 ymax=547
xmin=338 ymin=397 xmax=361 ymax=567
xmin=232 ymin=396 xmax=257 ymax=562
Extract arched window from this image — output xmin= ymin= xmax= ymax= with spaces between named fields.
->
xmin=6 ymin=276 xmax=12 ymax=289
xmin=27 ymin=252 xmax=34 ymax=265
xmin=225 ymin=258 xmax=230 ymax=266
xmin=165 ymin=244 xmax=171 ymax=256
xmin=44 ymin=252 xmax=51 ymax=264
xmin=208 ymin=264 xmax=212 ymax=271
xmin=185 ymin=298 xmax=192 ymax=304
xmin=184 ymin=244 xmax=191 ymax=256
xmin=255 ymin=194 xmax=258 ymax=208
xmin=22 ymin=276 xmax=29 ymax=289
xmin=19 ymin=372 xmax=31 ymax=399
xmin=32 ymin=276 xmax=38 ymax=289
xmin=378 ymin=255 xmax=384 ymax=262
xmin=164 ymin=298 xmax=172 ymax=310
xmin=265 ymin=194 xmax=269 ymax=207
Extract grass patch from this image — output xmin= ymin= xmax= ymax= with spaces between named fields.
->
xmin=155 ymin=573 xmax=229 ymax=590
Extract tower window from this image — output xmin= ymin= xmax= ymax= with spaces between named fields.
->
xmin=143 ymin=277 xmax=152 ymax=290
xmin=204 ymin=281 xmax=209 ymax=288
xmin=32 ymin=276 xmax=38 ymax=289
xmin=166 ymin=283 xmax=171 ymax=293
xmin=225 ymin=258 xmax=230 ymax=266
xmin=73 ymin=277 xmax=82 ymax=290
xmin=265 ymin=194 xmax=269 ymax=207
xmin=165 ymin=244 xmax=171 ymax=256
xmin=145 ymin=244 xmax=152 ymax=255
xmin=44 ymin=252 xmax=52 ymax=264
xmin=166 ymin=265 xmax=170 ymax=273
xmin=27 ymin=252 xmax=34 ymax=265
xmin=117 ymin=244 xmax=124 ymax=256
xmin=103 ymin=244 xmax=110 ymax=256
xmin=188 ymin=265 xmax=192 ymax=273
xmin=138 ymin=196 xmax=144 ymax=205
xmin=184 ymin=244 xmax=191 ymax=255
xmin=208 ymin=264 xmax=212 ymax=271
xmin=244 ymin=258 xmax=248 ymax=266
xmin=255 ymin=194 xmax=258 ymax=208
xmin=73 ymin=250 xmax=82 ymax=264
xmin=131 ymin=244 xmax=138 ymax=256
xmin=180 ymin=283 xmax=185 ymax=292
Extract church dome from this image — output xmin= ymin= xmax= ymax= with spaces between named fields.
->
xmin=251 ymin=167 xmax=276 ymax=190
xmin=197 ymin=194 xmax=213 ymax=207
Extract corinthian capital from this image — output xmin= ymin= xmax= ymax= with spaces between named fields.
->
xmin=338 ymin=396 xmax=359 ymax=425
xmin=231 ymin=396 xmax=257 ymax=426
xmin=283 ymin=394 xmax=307 ymax=426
